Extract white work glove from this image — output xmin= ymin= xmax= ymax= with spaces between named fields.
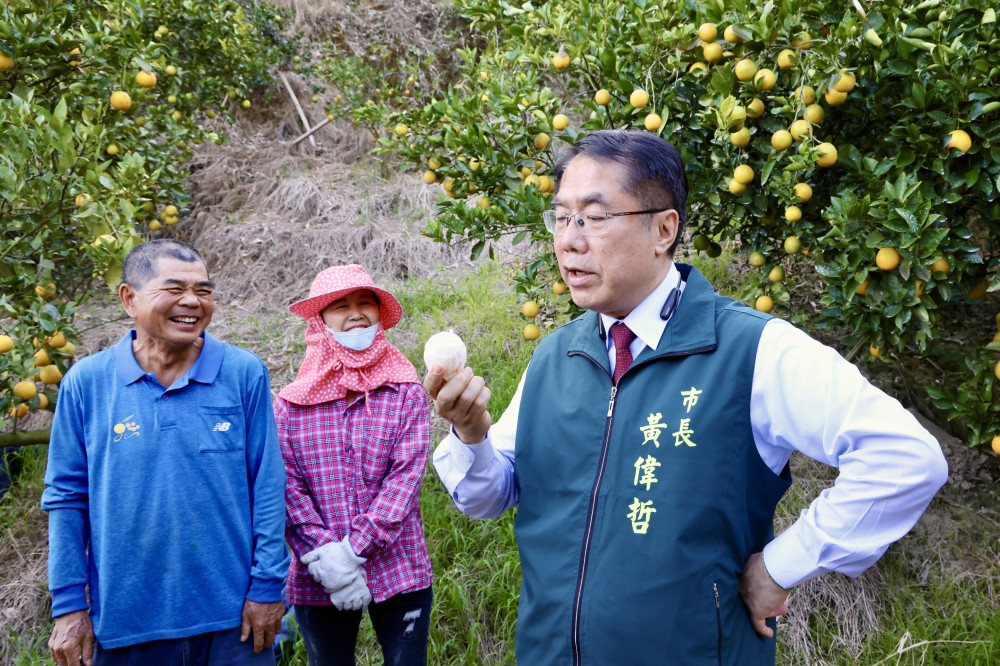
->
xmin=300 ymin=537 xmax=366 ymax=593
xmin=328 ymin=568 xmax=372 ymax=612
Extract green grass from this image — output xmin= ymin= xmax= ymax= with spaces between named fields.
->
xmin=6 ymin=259 xmax=1000 ymax=665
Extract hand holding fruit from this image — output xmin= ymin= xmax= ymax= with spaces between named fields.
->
xmin=422 ymin=331 xmax=492 ymax=444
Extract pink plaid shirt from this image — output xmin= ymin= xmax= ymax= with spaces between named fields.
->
xmin=274 ymin=383 xmax=433 ymax=604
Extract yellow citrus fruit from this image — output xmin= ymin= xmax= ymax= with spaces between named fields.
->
xmin=630 ymin=89 xmax=649 ymax=109
xmin=869 ymin=345 xmax=881 ymax=359
xmin=480 ymin=71 xmax=488 ymax=82
xmin=93 ymin=234 xmax=115 ymax=247
xmin=805 ymin=104 xmax=825 ymax=124
xmin=10 ymin=404 xmax=29 ymax=419
xmin=172 ymin=110 xmax=182 ymax=121
xmin=794 ymin=182 xmax=813 ymax=202
xmin=644 ymin=113 xmax=662 ymax=131
xmin=730 ymin=127 xmax=750 ymax=147
xmin=553 ymin=280 xmax=568 ymax=295
xmin=442 ymin=178 xmax=455 ymax=193
xmin=165 ymin=65 xmax=177 ymax=76
xmin=106 ymin=144 xmax=119 ymax=156
xmin=734 ymin=165 xmax=754 ymax=184
xmin=468 ymin=158 xmax=480 ymax=171
xmin=0 ymin=335 xmax=12 ymax=353
xmin=522 ymin=301 xmax=540 ymax=318
xmin=552 ymin=51 xmax=570 ymax=70
xmin=14 ymin=381 xmax=37 ymax=401
xmin=37 ymin=393 xmax=49 ymax=410
xmin=876 ymin=247 xmax=901 ymax=271
xmin=167 ymin=94 xmax=178 ymax=104
xmin=785 ymin=205 xmax=802 ymax=222
xmin=35 ymin=283 xmax=56 ymax=298
xmin=753 ymin=68 xmax=776 ymax=90
xmin=755 ymin=295 xmax=775 ymax=313
xmin=771 ymin=130 xmax=793 ymax=150
xmin=784 ymin=236 xmax=802 ymax=254
xmin=109 ymin=91 xmax=132 ymax=111
xmin=791 ymin=32 xmax=813 ymax=49
xmin=702 ymin=42 xmax=724 ymax=63
xmin=793 ymin=85 xmax=816 ymax=105
xmin=833 ymin=70 xmax=856 ymax=93
xmin=915 ymin=280 xmax=925 ymax=298
xmin=856 ymin=279 xmax=869 ymax=295
xmin=931 ymin=257 xmax=950 ymax=274
xmin=746 ymin=98 xmax=765 ymax=118
xmin=38 ymin=364 xmax=63 ymax=385
xmin=815 ymin=142 xmax=838 ymax=167
xmin=824 ymin=88 xmax=848 ymax=106
xmin=724 ymin=25 xmax=741 ymax=43
xmin=552 ymin=114 xmax=569 ymax=131
xmin=729 ymin=178 xmax=746 ymax=195
xmin=149 ymin=220 xmax=162 ymax=231
xmin=75 ymin=193 xmax=91 ymax=206
xmin=945 ymin=129 xmax=972 ymax=154
xmin=136 ymin=70 xmax=157 ymax=88
xmin=538 ymin=175 xmax=554 ymax=193
xmin=734 ymin=58 xmax=758 ymax=81
xmin=595 ymin=89 xmax=611 ymax=105
xmin=992 ymin=434 xmax=1000 ymax=455
xmin=523 ymin=323 xmax=541 ymax=340
xmin=162 ymin=215 xmax=178 ymax=225
xmin=698 ymin=23 xmax=718 ymax=42
xmin=0 ymin=52 xmax=13 ymax=71
xmin=729 ymin=105 xmax=746 ymax=127
xmin=163 ymin=204 xmax=178 ymax=217
xmin=428 ymin=158 xmax=442 ymax=170
xmin=422 ymin=170 xmax=437 ymax=184
xmin=32 ymin=349 xmax=52 ymax=367
xmin=969 ymin=282 xmax=988 ymax=299
xmin=767 ymin=265 xmax=785 ymax=283
xmin=241 ymin=100 xmax=251 ymax=109
xmin=534 ymin=132 xmax=550 ymax=150
xmin=790 ymin=119 xmax=812 ymax=141
xmin=689 ymin=62 xmax=708 ymax=73
xmin=776 ymin=49 xmax=796 ymax=70
xmin=475 ymin=195 xmax=490 ymax=209
xmin=749 ymin=251 xmax=767 ymax=267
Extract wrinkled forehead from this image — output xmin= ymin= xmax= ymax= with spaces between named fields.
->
xmin=148 ymin=257 xmax=212 ymax=286
xmin=552 ymin=156 xmax=631 ymax=209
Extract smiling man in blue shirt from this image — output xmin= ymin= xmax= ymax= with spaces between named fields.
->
xmin=42 ymin=239 xmax=289 ymax=666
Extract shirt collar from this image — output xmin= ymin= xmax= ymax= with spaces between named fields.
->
xmin=600 ymin=262 xmax=683 ymax=353
xmin=112 ymin=330 xmax=224 ymax=386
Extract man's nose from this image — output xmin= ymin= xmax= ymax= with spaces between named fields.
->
xmin=557 ymin=217 xmax=588 ymax=251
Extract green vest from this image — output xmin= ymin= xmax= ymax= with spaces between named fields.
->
xmin=513 ymin=264 xmax=792 ymax=666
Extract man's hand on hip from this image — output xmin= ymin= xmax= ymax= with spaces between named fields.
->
xmin=49 ymin=610 xmax=94 ymax=666
xmin=423 ymin=365 xmax=492 ymax=444
xmin=739 ymin=552 xmax=790 ymax=638
xmin=240 ymin=600 xmax=284 ymax=655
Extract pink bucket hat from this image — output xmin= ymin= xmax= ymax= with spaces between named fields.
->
xmin=288 ymin=264 xmax=403 ymax=329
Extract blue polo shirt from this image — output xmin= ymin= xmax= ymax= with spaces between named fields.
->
xmin=42 ymin=331 xmax=289 ymax=649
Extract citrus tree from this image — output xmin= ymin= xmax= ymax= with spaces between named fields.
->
xmin=364 ymin=0 xmax=999 ymax=448
xmin=0 ymin=0 xmax=300 ymax=443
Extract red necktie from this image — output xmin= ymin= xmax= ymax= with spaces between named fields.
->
xmin=610 ymin=322 xmax=636 ymax=385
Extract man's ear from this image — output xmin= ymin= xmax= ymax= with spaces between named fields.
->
xmin=653 ymin=209 xmax=680 ymax=257
xmin=119 ymin=283 xmax=137 ymax=318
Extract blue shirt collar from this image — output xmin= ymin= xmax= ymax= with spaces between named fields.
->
xmin=112 ymin=330 xmax=224 ymax=386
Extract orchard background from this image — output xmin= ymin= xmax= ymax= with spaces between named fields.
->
xmin=2 ymin=0 xmax=1000 ymax=664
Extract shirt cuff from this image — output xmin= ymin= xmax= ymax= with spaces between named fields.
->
xmin=246 ymin=576 xmax=285 ymax=604
xmin=51 ymin=584 xmax=89 ymax=618
xmin=433 ymin=428 xmax=495 ymax=491
xmin=762 ymin=523 xmax=829 ymax=589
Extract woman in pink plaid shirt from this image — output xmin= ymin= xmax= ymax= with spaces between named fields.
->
xmin=274 ymin=264 xmax=433 ymax=665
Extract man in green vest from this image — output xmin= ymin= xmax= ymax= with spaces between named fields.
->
xmin=425 ymin=129 xmax=947 ymax=665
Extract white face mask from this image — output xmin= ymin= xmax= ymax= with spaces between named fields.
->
xmin=327 ymin=323 xmax=379 ymax=351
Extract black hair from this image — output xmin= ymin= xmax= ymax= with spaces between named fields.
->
xmin=553 ymin=130 xmax=688 ymax=254
xmin=121 ymin=239 xmax=209 ymax=288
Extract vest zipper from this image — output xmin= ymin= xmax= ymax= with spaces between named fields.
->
xmin=714 ymin=582 xmax=723 ymax=666
xmin=567 ymin=352 xmax=618 ymax=666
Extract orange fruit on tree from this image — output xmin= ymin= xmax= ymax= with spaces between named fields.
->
xmin=0 ymin=335 xmax=13 ymax=353
xmin=767 ymin=266 xmax=785 ymax=283
xmin=702 ymin=42 xmax=724 ymax=63
xmin=522 ymin=301 xmax=540 ymax=318
xmin=38 ymin=364 xmax=63 ymax=385
xmin=783 ymin=236 xmax=802 ymax=253
xmin=644 ymin=113 xmax=662 ymax=131
xmin=785 ymin=205 xmax=802 ymax=222
xmin=35 ymin=283 xmax=56 ymax=298
xmin=595 ymin=89 xmax=611 ymax=106
xmin=109 ymin=91 xmax=132 ymax=111
xmin=945 ymin=129 xmax=972 ymax=154
xmin=730 ymin=127 xmax=750 ymax=147
xmin=794 ymin=182 xmax=813 ymax=202
xmin=32 ymin=349 xmax=52 ymax=367
xmin=869 ymin=345 xmax=881 ymax=359
xmin=552 ymin=51 xmax=570 ymax=70
xmin=729 ymin=178 xmax=746 ymax=195
xmin=534 ymin=132 xmax=550 ymax=149
xmin=776 ymin=49 xmax=796 ymax=70
xmin=815 ymin=142 xmax=838 ymax=167
xmin=824 ymin=88 xmax=848 ymax=106
xmin=553 ymin=280 xmax=568 ymax=295
xmin=422 ymin=170 xmax=437 ymax=184
xmin=771 ymin=130 xmax=793 ymax=150
xmin=698 ymin=23 xmax=718 ymax=41
xmin=931 ymin=257 xmax=950 ymax=274
xmin=968 ymin=282 xmax=988 ymax=299
xmin=753 ymin=68 xmax=776 ymax=90
xmin=833 ymin=70 xmax=856 ymax=93
xmin=804 ymin=104 xmax=825 ymax=124
xmin=723 ymin=25 xmax=741 ymax=43
xmin=523 ymin=323 xmax=541 ymax=340
xmin=733 ymin=165 xmax=754 ymax=184
xmin=875 ymin=247 xmax=901 ymax=271
xmin=552 ymin=114 xmax=569 ymax=131
xmin=10 ymin=404 xmax=29 ymax=419
xmin=0 ymin=52 xmax=14 ymax=71
xmin=37 ymin=393 xmax=50 ymax=410
xmin=748 ymin=251 xmax=766 ymax=267
xmin=746 ymin=98 xmax=765 ymax=118
xmin=992 ymin=434 xmax=1000 ymax=455
xmin=14 ymin=381 xmax=37 ymax=401
xmin=755 ymin=295 xmax=775 ymax=313
xmin=734 ymin=58 xmax=758 ymax=81
xmin=630 ymin=89 xmax=649 ymax=109
xmin=856 ymin=279 xmax=869 ymax=296
xmin=136 ymin=70 xmax=157 ymax=88
xmin=790 ymin=119 xmax=812 ymax=141
xmin=793 ymin=85 xmax=816 ymax=104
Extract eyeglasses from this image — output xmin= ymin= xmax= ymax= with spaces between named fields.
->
xmin=542 ymin=208 xmax=669 ymax=237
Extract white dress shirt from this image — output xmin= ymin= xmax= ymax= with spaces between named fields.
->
xmin=432 ymin=263 xmax=948 ymax=588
